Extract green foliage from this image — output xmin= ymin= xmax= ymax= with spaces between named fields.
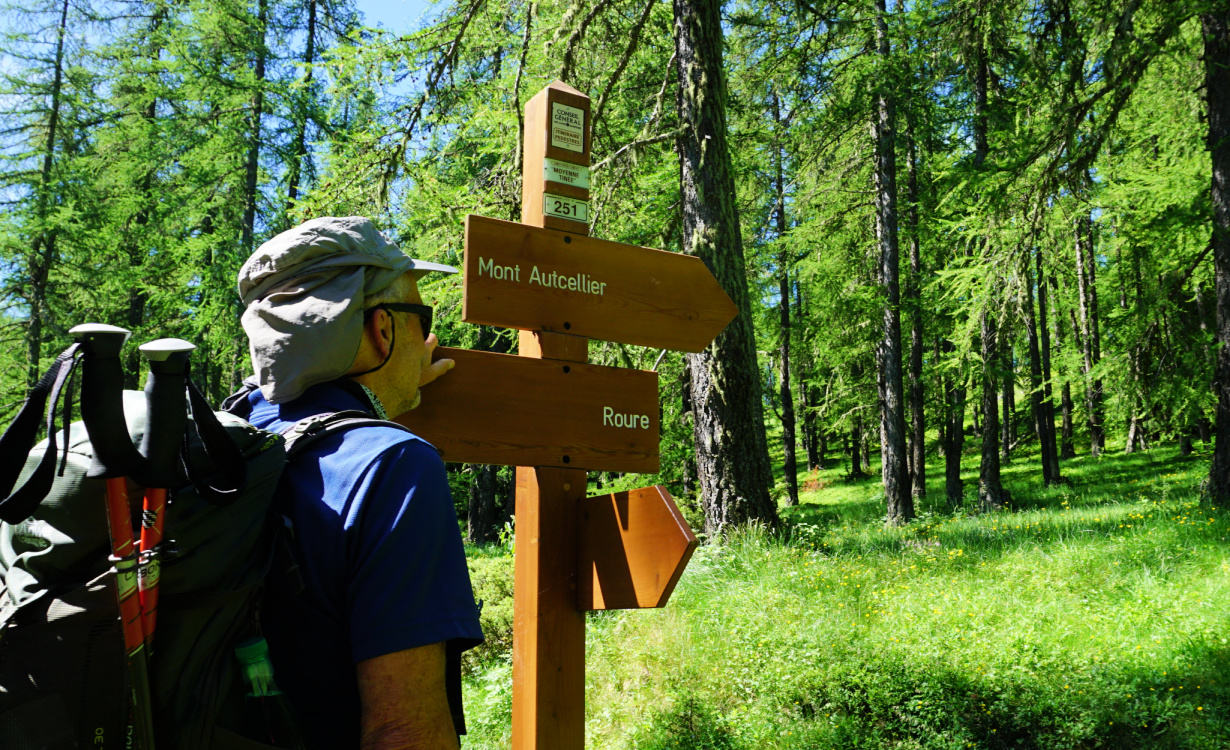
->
xmin=462 ymin=549 xmax=515 ymax=674
xmin=632 ymin=695 xmax=741 ymax=750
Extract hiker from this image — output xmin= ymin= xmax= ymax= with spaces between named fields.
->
xmin=233 ymin=217 xmax=483 ymax=749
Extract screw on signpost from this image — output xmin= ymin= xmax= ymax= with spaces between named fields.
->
xmin=136 ymin=338 xmax=196 ymax=651
xmin=69 ymin=323 xmax=158 ymax=750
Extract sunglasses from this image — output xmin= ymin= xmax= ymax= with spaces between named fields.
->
xmin=365 ymin=303 xmax=433 ymax=339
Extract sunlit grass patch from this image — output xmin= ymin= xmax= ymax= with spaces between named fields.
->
xmin=462 ymin=441 xmax=1230 ymax=749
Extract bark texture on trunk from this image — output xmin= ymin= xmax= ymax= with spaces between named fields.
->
xmin=1205 ymin=8 xmax=1230 ymax=503
xmin=682 ymin=369 xmax=698 ymax=500
xmin=675 ymin=0 xmax=778 ymax=533
xmin=872 ymin=0 xmax=912 ymax=525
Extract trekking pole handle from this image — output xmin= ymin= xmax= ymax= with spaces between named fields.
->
xmin=70 ymin=324 xmax=145 ymax=480
xmin=139 ymin=339 xmax=195 ymax=487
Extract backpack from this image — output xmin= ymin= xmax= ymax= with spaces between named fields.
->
xmin=0 ymin=348 xmax=404 ymax=750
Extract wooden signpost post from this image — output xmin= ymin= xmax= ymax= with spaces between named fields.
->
xmin=394 ymin=81 xmax=734 ymax=748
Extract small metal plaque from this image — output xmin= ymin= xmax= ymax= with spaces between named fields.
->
xmin=550 ymin=103 xmax=585 ymax=153
xmin=544 ymin=158 xmax=590 ymax=189
xmin=543 ymin=193 xmax=589 ymax=223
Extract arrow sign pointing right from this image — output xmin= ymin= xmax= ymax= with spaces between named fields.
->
xmin=578 ymin=485 xmax=698 ymax=610
xmin=462 ymin=214 xmax=738 ymax=352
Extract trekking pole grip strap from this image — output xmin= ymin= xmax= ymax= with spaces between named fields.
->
xmin=73 ymin=325 xmax=146 ymax=480
xmin=183 ymin=375 xmax=247 ymax=504
xmin=0 ymin=345 xmax=80 ymax=524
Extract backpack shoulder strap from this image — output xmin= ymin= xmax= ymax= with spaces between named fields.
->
xmin=280 ymin=411 xmax=416 ymax=459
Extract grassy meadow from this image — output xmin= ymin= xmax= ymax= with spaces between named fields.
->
xmin=460 ymin=437 xmax=1230 ymax=749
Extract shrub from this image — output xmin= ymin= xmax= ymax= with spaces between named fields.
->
xmin=463 ymin=553 xmax=514 ymax=673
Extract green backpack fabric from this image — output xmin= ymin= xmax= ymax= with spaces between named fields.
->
xmin=0 ymin=387 xmax=396 ymax=750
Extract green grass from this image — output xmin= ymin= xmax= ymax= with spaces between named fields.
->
xmin=460 ymin=438 xmax=1230 ymax=749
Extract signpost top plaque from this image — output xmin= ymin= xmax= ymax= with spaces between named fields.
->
xmin=522 ymin=81 xmax=591 ymax=234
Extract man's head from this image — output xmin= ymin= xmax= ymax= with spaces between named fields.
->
xmin=237 ymin=216 xmax=456 ymax=407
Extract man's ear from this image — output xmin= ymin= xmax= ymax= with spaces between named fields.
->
xmin=363 ymin=309 xmax=395 ymax=359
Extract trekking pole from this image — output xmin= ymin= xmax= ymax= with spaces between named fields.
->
xmin=70 ymin=323 xmax=158 ymax=750
xmin=137 ymin=338 xmax=195 ymax=652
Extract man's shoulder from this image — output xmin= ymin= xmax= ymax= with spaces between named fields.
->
xmin=309 ymin=418 xmax=440 ymax=465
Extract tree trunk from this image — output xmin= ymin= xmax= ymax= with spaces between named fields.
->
xmin=682 ymin=369 xmax=698 ymax=500
xmin=906 ymin=127 xmax=926 ymax=499
xmin=1061 ymin=381 xmax=1076 ymax=457
xmin=1051 ymin=274 xmax=1078 ymax=458
xmin=674 ymin=0 xmax=778 ymax=533
xmin=850 ymin=418 xmax=867 ymax=479
xmin=284 ymin=0 xmax=317 ymax=225
xmin=1024 ymin=246 xmax=1062 ymax=484
xmin=1205 ymin=7 xmax=1230 ymax=503
xmin=872 ymin=0 xmax=911 ymax=525
xmin=978 ymin=312 xmax=1010 ymax=511
xmin=972 ymin=41 xmax=1007 ymax=512
xmin=1074 ymin=210 xmax=1105 ymax=455
xmin=24 ymin=0 xmax=71 ymax=387
xmin=774 ymin=93 xmax=798 ymax=507
xmin=467 ymin=464 xmax=500 ymax=544
xmin=241 ymin=0 xmax=268 ymax=254
xmin=1001 ymin=340 xmax=1013 ymax=464
xmin=123 ymin=7 xmax=167 ymax=389
xmin=467 ymin=326 xmax=514 ymax=543
xmin=1036 ymin=246 xmax=1062 ymax=478
xmin=943 ymin=345 xmax=966 ymax=509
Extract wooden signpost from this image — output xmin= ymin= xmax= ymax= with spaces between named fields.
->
xmin=395 ymin=81 xmax=730 ymax=748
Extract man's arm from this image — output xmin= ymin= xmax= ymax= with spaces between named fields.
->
xmin=356 ymin=641 xmax=459 ymax=750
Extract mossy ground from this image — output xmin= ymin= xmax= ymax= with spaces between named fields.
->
xmin=460 ymin=436 xmax=1230 ymax=749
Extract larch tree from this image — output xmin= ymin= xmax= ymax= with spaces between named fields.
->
xmin=674 ymin=0 xmax=778 ymax=534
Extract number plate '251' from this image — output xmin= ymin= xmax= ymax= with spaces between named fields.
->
xmin=543 ymin=193 xmax=589 ymax=223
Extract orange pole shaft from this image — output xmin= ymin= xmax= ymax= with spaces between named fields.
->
xmin=104 ymin=477 xmax=145 ymax=658
xmin=139 ymin=487 xmax=167 ymax=646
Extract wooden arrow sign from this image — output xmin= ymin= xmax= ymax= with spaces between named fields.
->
xmin=462 ymin=214 xmax=738 ymax=353
xmin=578 ymin=485 xmax=698 ymax=610
xmin=394 ymin=346 xmax=659 ymax=473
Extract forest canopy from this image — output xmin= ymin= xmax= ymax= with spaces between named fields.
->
xmin=1 ymin=0 xmax=1227 ymax=532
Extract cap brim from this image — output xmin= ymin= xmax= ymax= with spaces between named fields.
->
xmin=409 ymin=260 xmax=459 ymax=279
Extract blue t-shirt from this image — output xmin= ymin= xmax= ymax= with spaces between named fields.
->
xmin=246 ymin=380 xmax=482 ymax=749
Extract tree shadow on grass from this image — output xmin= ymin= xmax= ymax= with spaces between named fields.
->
xmin=782 ymin=493 xmax=1226 ymax=563
xmin=786 ymin=641 xmax=1230 ymax=749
